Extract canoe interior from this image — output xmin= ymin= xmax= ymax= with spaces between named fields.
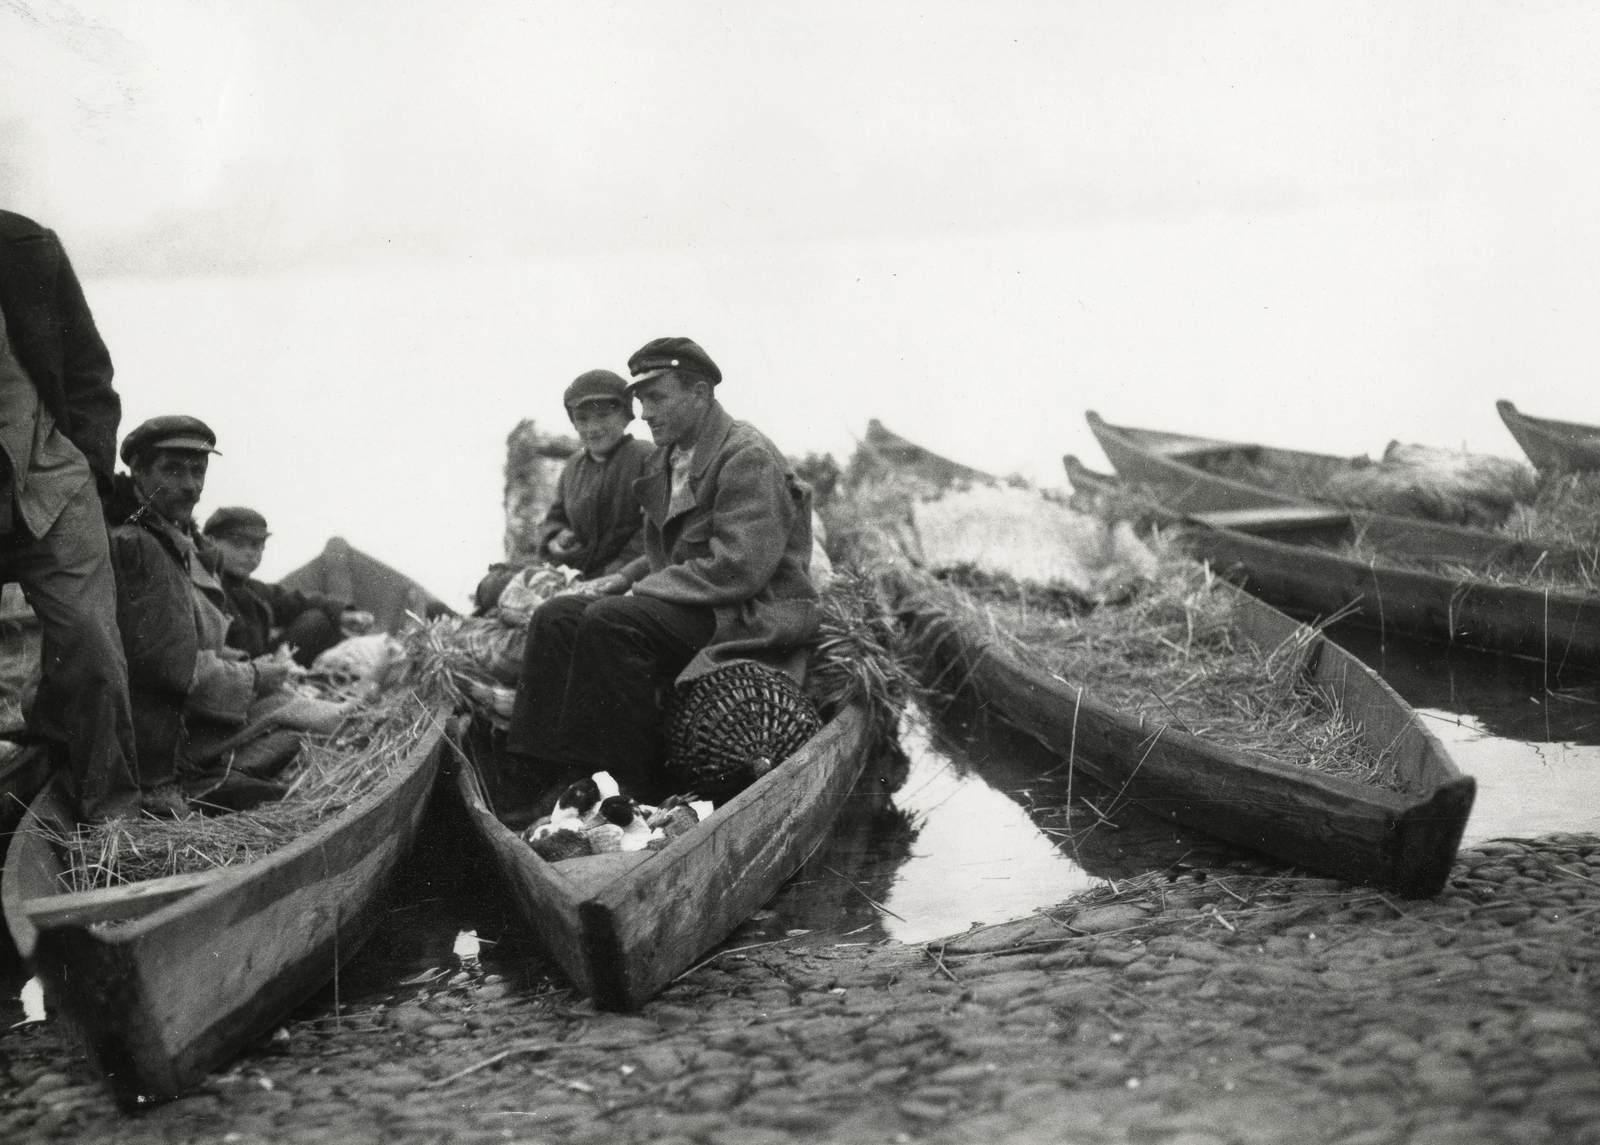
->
xmin=891 ymin=569 xmax=1472 ymax=898
xmin=280 ymin=536 xmax=450 ymax=634
xmin=1497 ymin=400 xmax=1600 ymax=473
xmin=1087 ymin=411 xmax=1583 ymax=575
xmin=0 ymin=707 xmax=448 ymax=1108
xmin=457 ymin=704 xmax=873 ymax=1010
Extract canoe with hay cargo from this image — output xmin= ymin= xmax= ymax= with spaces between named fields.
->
xmin=1497 ymin=400 xmax=1600 ymax=475
xmin=887 ymin=564 xmax=1474 ymax=898
xmin=1081 ymin=418 xmax=1600 ymax=663
xmin=455 ymin=702 xmax=873 ymax=1011
xmin=0 ymin=697 xmax=450 ymax=1107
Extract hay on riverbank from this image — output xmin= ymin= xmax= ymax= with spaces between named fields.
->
xmin=56 ymin=690 xmax=439 ymax=893
xmin=906 ymin=537 xmax=1401 ymax=790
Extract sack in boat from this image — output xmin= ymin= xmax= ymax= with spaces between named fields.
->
xmin=312 ymin=632 xmax=405 ymax=683
xmin=1319 ymin=442 xmax=1537 ymax=529
xmin=667 ymin=661 xmax=822 ymax=805
xmin=496 ymin=564 xmax=578 ymax=627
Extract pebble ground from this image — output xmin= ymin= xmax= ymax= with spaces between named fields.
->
xmin=3 ymin=832 xmax=1599 ymax=1145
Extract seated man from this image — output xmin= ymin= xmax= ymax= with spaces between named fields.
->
xmin=535 ymin=369 xmax=654 ymax=579
xmin=202 ymin=507 xmax=368 ymax=667
xmin=506 ymin=338 xmax=819 ymax=803
xmin=110 ymin=417 xmax=297 ymax=814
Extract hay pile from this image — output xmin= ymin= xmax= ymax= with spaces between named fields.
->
xmin=910 ymin=536 xmax=1401 ymax=790
xmin=1501 ymin=470 xmax=1600 ymax=553
xmin=1191 ymin=441 xmax=1538 ymax=529
xmin=57 ymin=690 xmax=439 ymax=893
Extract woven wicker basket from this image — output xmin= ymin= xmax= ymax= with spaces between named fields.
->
xmin=667 ymin=661 xmax=822 ymax=804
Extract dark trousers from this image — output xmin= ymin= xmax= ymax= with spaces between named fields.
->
xmin=0 ymin=479 xmax=139 ymax=818
xmin=506 ymin=593 xmax=715 ymax=802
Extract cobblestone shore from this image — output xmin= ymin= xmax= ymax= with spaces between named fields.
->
xmin=3 ymin=833 xmax=1599 ymax=1144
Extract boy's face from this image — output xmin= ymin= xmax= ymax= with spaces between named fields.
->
xmin=570 ymin=400 xmax=631 ymax=455
xmin=212 ymin=532 xmax=267 ymax=577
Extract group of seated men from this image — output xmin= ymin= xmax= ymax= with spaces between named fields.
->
xmin=0 ymin=208 xmax=815 ymax=822
xmin=502 ymin=336 xmax=821 ymax=808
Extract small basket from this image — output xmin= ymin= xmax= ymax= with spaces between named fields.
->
xmin=667 ymin=661 xmax=822 ymax=804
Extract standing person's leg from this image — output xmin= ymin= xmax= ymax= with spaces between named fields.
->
xmin=558 ymin=595 xmax=716 ymax=800
xmin=7 ymin=479 xmax=139 ymax=819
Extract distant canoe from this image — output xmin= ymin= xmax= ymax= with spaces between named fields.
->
xmin=888 ymin=567 xmax=1473 ymax=899
xmin=1 ymin=707 xmax=448 ymax=1107
xmin=856 ymin=419 xmax=997 ymax=495
xmin=1065 ymin=452 xmax=1600 ymax=665
xmin=457 ymin=705 xmax=873 ymax=1010
xmin=1497 ymin=400 xmax=1600 ymax=473
xmin=281 ymin=537 xmax=452 ymax=633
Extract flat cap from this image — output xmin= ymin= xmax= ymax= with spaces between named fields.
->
xmin=627 ymin=337 xmax=721 ymax=388
xmin=203 ymin=507 xmax=270 ymax=539
xmin=563 ymin=369 xmax=632 ymax=411
xmin=119 ymin=415 xmax=221 ymax=466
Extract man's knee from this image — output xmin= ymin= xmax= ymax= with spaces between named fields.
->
xmin=528 ymin=593 xmax=590 ymax=636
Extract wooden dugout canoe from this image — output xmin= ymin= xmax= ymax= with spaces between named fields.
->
xmin=1081 ymin=417 xmax=1600 ymax=663
xmin=456 ymin=705 xmax=873 ymax=1011
xmin=889 ymin=568 xmax=1474 ymax=898
xmin=1497 ymin=400 xmax=1600 ymax=474
xmin=1 ymin=706 xmax=448 ymax=1108
xmin=281 ymin=536 xmax=453 ymax=634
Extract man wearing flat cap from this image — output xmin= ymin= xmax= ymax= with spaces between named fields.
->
xmin=203 ymin=507 xmax=363 ymax=667
xmin=110 ymin=417 xmax=299 ymax=814
xmin=0 ymin=211 xmax=139 ymax=820
xmin=508 ymin=337 xmax=819 ymax=802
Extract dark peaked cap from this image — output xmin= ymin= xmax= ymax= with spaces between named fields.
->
xmin=203 ymin=507 xmax=270 ymax=539
xmin=626 ymin=337 xmax=721 ymax=387
xmin=120 ymin=415 xmax=221 ymax=466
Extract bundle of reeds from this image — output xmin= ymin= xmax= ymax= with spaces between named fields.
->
xmin=56 ymin=690 xmax=438 ymax=892
xmin=804 ymin=568 xmax=920 ymax=740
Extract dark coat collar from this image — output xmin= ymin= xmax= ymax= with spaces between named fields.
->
xmin=635 ymin=401 xmax=734 ymax=526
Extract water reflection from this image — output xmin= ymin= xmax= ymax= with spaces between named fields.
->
xmin=1332 ymin=624 xmax=1600 ymax=842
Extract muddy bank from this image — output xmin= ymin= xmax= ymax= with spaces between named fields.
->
xmin=4 ymin=831 xmax=1598 ymax=1144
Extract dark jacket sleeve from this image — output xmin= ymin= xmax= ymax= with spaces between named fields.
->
xmin=632 ymin=442 xmax=797 ymax=609
xmin=255 ymin=579 xmax=347 ymax=626
xmin=111 ymin=526 xmax=200 ymax=701
xmin=51 ymin=232 xmax=119 ymax=494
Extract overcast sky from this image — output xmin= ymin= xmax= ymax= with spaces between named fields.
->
xmin=2 ymin=2 xmax=1598 ymax=598
xmin=5 ymin=2 xmax=1596 ymax=273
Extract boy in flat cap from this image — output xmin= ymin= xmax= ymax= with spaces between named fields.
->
xmin=533 ymin=369 xmax=653 ymax=580
xmin=203 ymin=507 xmax=366 ymax=667
xmin=507 ymin=338 xmax=819 ymax=802
xmin=0 ymin=211 xmax=140 ymax=820
xmin=110 ymin=417 xmax=300 ymax=814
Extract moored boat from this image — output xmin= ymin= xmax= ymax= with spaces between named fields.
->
xmin=280 ymin=536 xmax=453 ymax=633
xmin=1497 ymin=400 xmax=1600 ymax=474
xmin=888 ymin=565 xmax=1475 ymax=898
xmin=455 ymin=704 xmax=874 ymax=1011
xmin=1082 ymin=416 xmax=1600 ymax=663
xmin=1 ymin=702 xmax=448 ymax=1107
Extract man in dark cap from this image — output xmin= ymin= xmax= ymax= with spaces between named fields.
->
xmin=202 ymin=507 xmax=367 ymax=667
xmin=507 ymin=338 xmax=819 ymax=803
xmin=0 ymin=210 xmax=139 ymax=820
xmin=110 ymin=417 xmax=298 ymax=814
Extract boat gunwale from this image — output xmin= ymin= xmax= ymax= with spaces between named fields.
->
xmin=10 ymin=700 xmax=452 ymax=949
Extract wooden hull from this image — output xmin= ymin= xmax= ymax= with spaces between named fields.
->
xmin=280 ymin=537 xmax=451 ymax=634
xmin=1498 ymin=400 xmax=1600 ymax=473
xmin=891 ymin=572 xmax=1473 ymax=898
xmin=1082 ymin=417 xmax=1600 ymax=660
xmin=1 ymin=711 xmax=447 ymax=1107
xmin=457 ymin=706 xmax=873 ymax=1010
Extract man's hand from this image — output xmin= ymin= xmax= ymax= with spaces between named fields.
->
xmin=573 ymin=573 xmax=629 ymax=597
xmin=252 ymin=656 xmax=292 ymax=697
xmin=547 ymin=529 xmax=580 ymax=560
